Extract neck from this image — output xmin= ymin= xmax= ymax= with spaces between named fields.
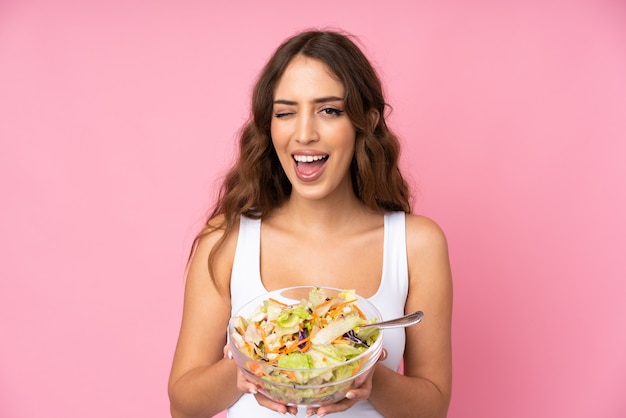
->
xmin=274 ymin=190 xmax=368 ymax=235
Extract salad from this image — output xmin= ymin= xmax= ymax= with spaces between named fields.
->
xmin=229 ymin=287 xmax=380 ymax=390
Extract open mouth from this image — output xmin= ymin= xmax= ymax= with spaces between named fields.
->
xmin=292 ymin=154 xmax=329 ymax=180
xmin=293 ymin=154 xmax=329 ymax=165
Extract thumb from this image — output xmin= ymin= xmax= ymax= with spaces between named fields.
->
xmin=378 ymin=348 xmax=388 ymax=362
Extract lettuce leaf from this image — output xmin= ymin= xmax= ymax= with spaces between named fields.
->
xmin=277 ymin=352 xmax=313 ymax=369
xmin=311 ymin=315 xmax=364 ymax=345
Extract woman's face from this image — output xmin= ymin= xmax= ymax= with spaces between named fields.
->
xmin=271 ymin=55 xmax=356 ymax=202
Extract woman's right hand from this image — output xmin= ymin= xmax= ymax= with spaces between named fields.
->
xmin=224 ymin=344 xmax=299 ymax=416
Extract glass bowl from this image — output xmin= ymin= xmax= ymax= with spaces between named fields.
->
xmin=227 ymin=286 xmax=384 ymax=406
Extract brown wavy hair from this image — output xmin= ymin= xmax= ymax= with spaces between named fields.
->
xmin=192 ymin=29 xmax=411 ymax=274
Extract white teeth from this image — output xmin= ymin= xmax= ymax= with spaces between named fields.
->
xmin=293 ymin=155 xmax=327 ymax=163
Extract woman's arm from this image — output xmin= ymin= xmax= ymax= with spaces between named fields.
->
xmin=368 ymin=214 xmax=453 ymax=418
xmin=168 ymin=222 xmax=242 ymax=418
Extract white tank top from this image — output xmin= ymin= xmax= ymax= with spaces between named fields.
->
xmin=228 ymin=212 xmax=409 ymax=417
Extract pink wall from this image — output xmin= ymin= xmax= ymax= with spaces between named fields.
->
xmin=1 ymin=1 xmax=624 ymax=417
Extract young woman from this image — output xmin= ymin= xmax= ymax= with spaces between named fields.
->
xmin=168 ymin=30 xmax=453 ymax=418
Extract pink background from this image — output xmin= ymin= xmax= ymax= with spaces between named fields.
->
xmin=1 ymin=1 xmax=625 ymax=417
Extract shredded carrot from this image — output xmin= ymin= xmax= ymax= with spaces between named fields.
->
xmin=256 ymin=323 xmax=266 ymax=342
xmin=282 ymin=344 xmax=298 ymax=354
xmin=297 ymin=337 xmax=311 ymax=353
xmin=282 ymin=338 xmax=298 ymax=353
xmin=313 ymin=299 xmax=333 ymax=317
xmin=332 ymin=300 xmax=353 ymax=311
xmin=255 ymin=323 xmax=273 ymax=355
xmin=315 ymin=299 xmax=333 ymax=310
xmin=247 ymin=361 xmax=265 ymax=377
xmin=282 ymin=369 xmax=297 ymax=381
xmin=269 ymin=297 xmax=288 ymax=307
xmin=352 ymin=303 xmax=367 ymax=320
xmin=329 ymin=310 xmax=343 ymax=319
xmin=328 ymin=300 xmax=356 ymax=318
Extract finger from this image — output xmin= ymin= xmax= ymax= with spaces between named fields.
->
xmin=223 ymin=345 xmax=233 ymax=359
xmin=238 ymin=380 xmax=259 ymax=395
xmin=351 ymin=366 xmax=376 ymax=387
xmin=378 ymin=348 xmax=388 ymax=362
xmin=343 ymin=386 xmax=371 ymax=401
xmin=314 ymin=397 xmax=359 ymax=416
xmin=341 ymin=369 xmax=375 ymax=401
xmin=352 ymin=371 xmax=371 ymax=387
xmin=254 ymin=392 xmax=294 ymax=415
xmin=235 ymin=369 xmax=259 ymax=394
xmin=305 ymin=406 xmax=318 ymax=417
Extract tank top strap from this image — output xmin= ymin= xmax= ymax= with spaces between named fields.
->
xmin=230 ymin=216 xmax=265 ymax=315
xmin=375 ymin=211 xmax=409 ymax=302
xmin=368 ymin=211 xmax=409 ymax=374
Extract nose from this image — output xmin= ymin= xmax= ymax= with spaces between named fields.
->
xmin=294 ymin=114 xmax=319 ymax=144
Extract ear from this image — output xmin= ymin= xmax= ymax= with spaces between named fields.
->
xmin=368 ymin=109 xmax=380 ymax=131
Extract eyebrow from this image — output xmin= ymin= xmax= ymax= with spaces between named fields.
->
xmin=273 ymin=96 xmax=344 ymax=105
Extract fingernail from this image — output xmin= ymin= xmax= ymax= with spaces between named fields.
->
xmin=249 ymin=388 xmax=257 ymax=395
xmin=227 ymin=351 xmax=233 ymax=360
xmin=345 ymin=391 xmax=355 ymax=399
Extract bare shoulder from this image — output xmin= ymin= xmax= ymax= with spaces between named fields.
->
xmin=188 ymin=214 xmax=240 ymax=297
xmin=403 ymin=213 xmax=452 ymax=300
xmin=404 ymin=213 xmax=449 ymax=255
